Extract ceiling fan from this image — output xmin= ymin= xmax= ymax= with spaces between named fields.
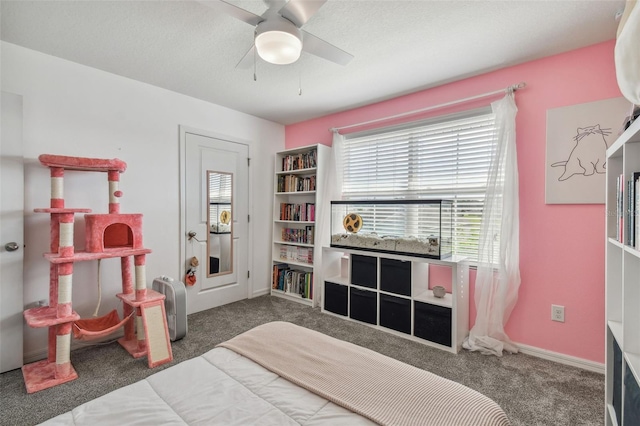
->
xmin=204 ymin=0 xmax=354 ymax=67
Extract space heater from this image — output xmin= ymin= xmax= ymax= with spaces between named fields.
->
xmin=152 ymin=276 xmax=187 ymax=341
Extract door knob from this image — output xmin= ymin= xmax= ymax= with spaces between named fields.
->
xmin=187 ymin=231 xmax=204 ymax=242
xmin=4 ymin=242 xmax=20 ymax=252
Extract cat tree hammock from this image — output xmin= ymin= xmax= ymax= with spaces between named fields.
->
xmin=22 ymin=154 xmax=173 ymax=393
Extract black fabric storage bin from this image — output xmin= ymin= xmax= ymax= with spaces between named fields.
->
xmin=613 ymin=339 xmax=622 ymax=426
xmin=324 ymin=282 xmax=348 ymax=316
xmin=350 ymin=287 xmax=377 ymax=325
xmin=414 ymin=301 xmax=452 ymax=347
xmin=624 ymin=361 xmax=640 ymax=426
xmin=380 ymin=294 xmax=411 ymax=334
xmin=351 ymin=255 xmax=377 ymax=288
xmin=380 ymin=258 xmax=411 ymax=296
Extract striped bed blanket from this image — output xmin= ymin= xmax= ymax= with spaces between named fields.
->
xmin=219 ymin=321 xmax=510 ymax=426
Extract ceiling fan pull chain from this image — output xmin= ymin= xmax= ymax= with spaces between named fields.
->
xmin=298 ymin=71 xmax=302 ymax=96
xmin=253 ymin=45 xmax=257 ymax=82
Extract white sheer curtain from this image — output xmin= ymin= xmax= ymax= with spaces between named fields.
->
xmin=329 ymin=131 xmax=344 ymax=200
xmin=463 ymin=93 xmax=521 ymax=357
xmin=316 ymin=132 xmax=344 ymax=254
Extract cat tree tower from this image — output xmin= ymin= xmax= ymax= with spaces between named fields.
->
xmin=22 ymin=154 xmax=173 ymax=393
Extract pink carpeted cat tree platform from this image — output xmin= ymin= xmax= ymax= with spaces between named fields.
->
xmin=22 ymin=154 xmax=173 ymax=393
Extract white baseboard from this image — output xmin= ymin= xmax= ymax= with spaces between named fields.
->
xmin=515 ymin=342 xmax=604 ymax=374
xmin=251 ymin=288 xmax=270 ymax=298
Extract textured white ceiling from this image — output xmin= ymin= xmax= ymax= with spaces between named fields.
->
xmin=0 ymin=0 xmax=625 ymax=125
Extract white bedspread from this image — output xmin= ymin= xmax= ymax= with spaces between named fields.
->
xmin=42 ymin=346 xmax=375 ymax=425
xmin=42 ymin=322 xmax=510 ymax=425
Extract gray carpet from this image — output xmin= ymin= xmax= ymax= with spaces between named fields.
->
xmin=0 ymin=295 xmax=603 ymax=426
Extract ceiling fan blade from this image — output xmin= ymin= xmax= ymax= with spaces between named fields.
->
xmin=235 ymin=45 xmax=256 ymax=69
xmin=301 ymin=30 xmax=353 ymax=66
xmin=201 ymin=0 xmax=263 ymax=26
xmin=278 ymin=0 xmax=327 ymax=27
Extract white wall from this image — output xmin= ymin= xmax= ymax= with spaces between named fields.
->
xmin=1 ymin=42 xmax=284 ymax=359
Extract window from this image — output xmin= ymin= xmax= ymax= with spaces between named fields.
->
xmin=341 ymin=108 xmax=497 ymax=261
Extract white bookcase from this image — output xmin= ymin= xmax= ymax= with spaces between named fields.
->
xmin=605 ymin=116 xmax=640 ymax=426
xmin=271 ymin=144 xmax=330 ymax=307
xmin=321 ymin=246 xmax=469 ymax=353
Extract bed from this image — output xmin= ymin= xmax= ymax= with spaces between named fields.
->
xmin=42 ymin=322 xmax=510 ymax=425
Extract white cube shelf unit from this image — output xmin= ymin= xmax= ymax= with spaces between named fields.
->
xmin=605 ymin=116 xmax=640 ymax=426
xmin=271 ymin=144 xmax=330 ymax=307
xmin=321 ymin=246 xmax=469 ymax=353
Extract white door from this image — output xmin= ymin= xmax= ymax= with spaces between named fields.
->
xmin=180 ymin=127 xmax=249 ymax=314
xmin=0 ymin=92 xmax=24 ymax=373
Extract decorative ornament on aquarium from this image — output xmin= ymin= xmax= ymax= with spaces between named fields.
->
xmin=342 ymin=213 xmax=363 ymax=233
xmin=219 ymin=210 xmax=231 ymax=224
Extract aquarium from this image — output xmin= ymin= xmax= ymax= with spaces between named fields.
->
xmin=330 ymin=200 xmax=452 ymax=259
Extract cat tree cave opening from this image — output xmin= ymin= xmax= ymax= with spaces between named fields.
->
xmin=104 ymin=223 xmax=133 ymax=249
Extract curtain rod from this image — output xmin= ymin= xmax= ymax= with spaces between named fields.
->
xmin=329 ymin=82 xmax=526 ymax=133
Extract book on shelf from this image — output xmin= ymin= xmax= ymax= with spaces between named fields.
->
xmin=282 ymin=149 xmax=317 ymax=172
xmin=281 ymin=226 xmax=314 ymax=244
xmin=272 ymin=264 xmax=313 ymax=299
xmin=278 ymin=245 xmax=313 ymax=264
xmin=630 ymin=172 xmax=640 ymax=249
xmin=272 ymin=263 xmax=287 ymax=289
xmin=636 ymin=176 xmax=639 ymax=250
xmin=279 ymin=203 xmax=315 ymax=221
xmin=617 ymin=174 xmax=624 ymax=243
xmin=277 ymin=175 xmax=316 ymax=193
xmin=620 ymin=172 xmax=640 ymax=248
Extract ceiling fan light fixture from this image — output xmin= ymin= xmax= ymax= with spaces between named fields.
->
xmin=255 ymin=19 xmax=302 ymax=65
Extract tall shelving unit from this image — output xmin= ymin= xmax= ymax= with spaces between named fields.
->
xmin=605 ymin=117 xmax=640 ymax=425
xmin=271 ymin=144 xmax=329 ymax=307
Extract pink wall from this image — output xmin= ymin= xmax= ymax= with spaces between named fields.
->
xmin=286 ymin=40 xmax=623 ymax=363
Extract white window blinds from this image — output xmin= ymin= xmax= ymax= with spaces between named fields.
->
xmin=342 ymin=108 xmax=497 ymax=260
xmin=208 ymin=173 xmax=232 ymax=203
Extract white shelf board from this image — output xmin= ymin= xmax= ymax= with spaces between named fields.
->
xmin=414 ymin=290 xmax=453 ymax=308
xmin=275 ymin=191 xmax=316 ymax=195
xmin=350 ymin=283 xmax=377 ymax=292
xmin=624 ymin=245 xmax=640 ymax=259
xmin=606 ymin=403 xmax=619 ymax=426
xmin=273 ymin=258 xmax=313 ymax=268
xmin=271 ymin=289 xmax=313 ymax=306
xmin=323 ymin=245 xmax=467 ymax=267
xmin=379 ymin=290 xmax=411 ymax=300
xmin=274 ymin=220 xmax=315 ymax=224
xmin=325 ymin=275 xmax=348 ymax=286
xmin=608 ymin=116 xmax=640 ymax=157
xmin=608 ymin=238 xmax=625 ymax=249
xmin=625 ymin=352 xmax=640 ymax=386
xmin=277 ymin=144 xmax=322 ymax=155
xmin=274 ymin=240 xmax=314 ymax=248
xmin=608 ymin=320 xmax=623 ymax=346
xmin=276 ymin=167 xmax=316 ymax=175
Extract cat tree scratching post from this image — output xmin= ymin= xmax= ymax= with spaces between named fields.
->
xmin=22 ymin=155 xmax=172 ymax=394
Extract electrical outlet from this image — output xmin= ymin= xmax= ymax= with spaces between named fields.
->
xmin=551 ymin=305 xmax=565 ymax=322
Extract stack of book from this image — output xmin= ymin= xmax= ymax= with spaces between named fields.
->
xmin=272 ymin=264 xmax=313 ymax=299
xmin=617 ymin=172 xmax=640 ymax=248
xmin=279 ymin=245 xmax=313 ymax=264
xmin=277 ymin=174 xmax=316 ymax=192
xmin=281 ymin=226 xmax=314 ymax=244
xmin=282 ymin=149 xmax=317 ymax=171
xmin=279 ymin=203 xmax=315 ymax=221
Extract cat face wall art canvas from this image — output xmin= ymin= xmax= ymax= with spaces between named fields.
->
xmin=545 ymin=97 xmax=631 ymax=204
